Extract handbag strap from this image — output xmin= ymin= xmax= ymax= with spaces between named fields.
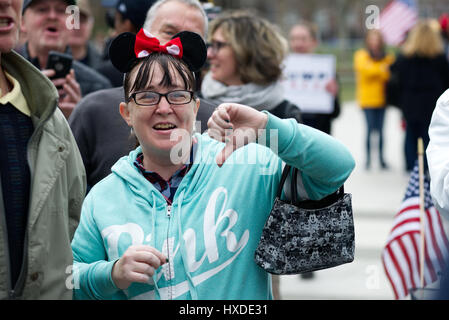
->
xmin=276 ymin=164 xmax=300 ymax=203
xmin=277 ymin=164 xmax=345 ymax=205
xmin=276 ymin=164 xmax=292 ymax=198
xmin=291 ymin=167 xmax=299 ymax=204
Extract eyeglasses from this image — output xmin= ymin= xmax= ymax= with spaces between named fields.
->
xmin=129 ymin=90 xmax=195 ymax=106
xmin=206 ymin=40 xmax=229 ymax=54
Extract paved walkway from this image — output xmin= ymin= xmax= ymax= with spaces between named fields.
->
xmin=279 ymin=102 xmax=410 ymax=300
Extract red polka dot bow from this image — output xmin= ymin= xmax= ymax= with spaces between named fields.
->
xmin=134 ymin=29 xmax=183 ymax=59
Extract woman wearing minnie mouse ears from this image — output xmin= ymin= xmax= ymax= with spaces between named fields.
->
xmin=71 ymin=29 xmax=355 ymax=300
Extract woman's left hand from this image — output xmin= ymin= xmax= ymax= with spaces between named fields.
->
xmin=207 ymin=103 xmax=268 ymax=167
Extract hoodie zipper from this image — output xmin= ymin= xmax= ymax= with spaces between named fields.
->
xmin=166 ymin=205 xmax=173 ymax=300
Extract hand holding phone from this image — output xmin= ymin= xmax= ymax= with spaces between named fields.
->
xmin=42 ymin=59 xmax=82 ymax=119
xmin=45 ymin=51 xmax=73 ymax=80
xmin=58 ymin=69 xmax=82 ymax=119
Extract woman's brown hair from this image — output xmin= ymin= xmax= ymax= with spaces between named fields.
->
xmin=123 ymin=52 xmax=196 ymax=102
xmin=208 ymin=10 xmax=288 ymax=85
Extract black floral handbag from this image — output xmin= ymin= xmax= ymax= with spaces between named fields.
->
xmin=254 ymin=165 xmax=355 ymax=275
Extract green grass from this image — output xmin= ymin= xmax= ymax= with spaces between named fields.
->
xmin=341 ymin=83 xmax=356 ymax=103
xmin=315 ymin=43 xmax=399 ymax=103
xmin=315 ymin=45 xmax=357 ymax=103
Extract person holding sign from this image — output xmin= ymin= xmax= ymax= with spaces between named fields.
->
xmin=288 ymin=22 xmax=340 ymax=135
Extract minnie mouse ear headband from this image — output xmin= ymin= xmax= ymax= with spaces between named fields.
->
xmin=109 ymin=29 xmax=207 ymax=74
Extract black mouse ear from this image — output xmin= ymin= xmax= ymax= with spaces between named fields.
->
xmin=173 ymin=31 xmax=207 ymax=72
xmin=109 ymin=30 xmax=207 ymax=73
xmin=109 ymin=32 xmax=138 ymax=73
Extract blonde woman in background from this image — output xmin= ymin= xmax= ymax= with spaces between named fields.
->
xmin=390 ymin=20 xmax=449 ymax=171
xmin=354 ymin=29 xmax=395 ymax=170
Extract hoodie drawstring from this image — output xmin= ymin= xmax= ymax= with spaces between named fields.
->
xmin=176 ymin=190 xmax=199 ymax=300
xmin=151 ymin=193 xmax=161 ymax=300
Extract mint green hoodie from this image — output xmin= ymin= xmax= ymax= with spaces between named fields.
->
xmin=71 ymin=113 xmax=355 ymax=300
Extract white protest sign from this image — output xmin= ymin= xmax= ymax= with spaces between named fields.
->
xmin=281 ymin=53 xmax=336 ymax=114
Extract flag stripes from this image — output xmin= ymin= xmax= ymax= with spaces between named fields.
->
xmin=382 ymin=164 xmax=449 ymax=299
xmin=379 ymin=0 xmax=418 ymax=46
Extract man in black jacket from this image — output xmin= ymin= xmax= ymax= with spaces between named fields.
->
xmin=18 ymin=0 xmax=111 ymax=118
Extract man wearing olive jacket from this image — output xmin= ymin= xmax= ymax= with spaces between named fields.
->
xmin=0 ymin=0 xmax=86 ymax=299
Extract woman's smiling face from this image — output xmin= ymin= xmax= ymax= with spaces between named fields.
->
xmin=207 ymin=27 xmax=242 ymax=86
xmin=120 ymin=58 xmax=199 ymax=159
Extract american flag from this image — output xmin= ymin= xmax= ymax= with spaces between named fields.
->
xmin=382 ymin=163 xmax=449 ymax=299
xmin=380 ymin=0 xmax=418 ymax=46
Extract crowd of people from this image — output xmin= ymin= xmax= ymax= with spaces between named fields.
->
xmin=354 ymin=17 xmax=449 ymax=172
xmin=1 ymin=0 xmax=449 ymax=300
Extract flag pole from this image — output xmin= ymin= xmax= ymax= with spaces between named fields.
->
xmin=417 ymin=137 xmax=425 ymax=290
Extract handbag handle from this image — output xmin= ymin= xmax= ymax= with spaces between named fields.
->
xmin=276 ymin=164 xmax=292 ymax=198
xmin=292 ymin=167 xmax=300 ymax=204
xmin=277 ymin=164 xmax=345 ymax=206
xmin=276 ymin=164 xmax=300 ymax=202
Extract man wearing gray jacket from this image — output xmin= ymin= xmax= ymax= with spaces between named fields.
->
xmin=0 ymin=0 xmax=86 ymax=299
